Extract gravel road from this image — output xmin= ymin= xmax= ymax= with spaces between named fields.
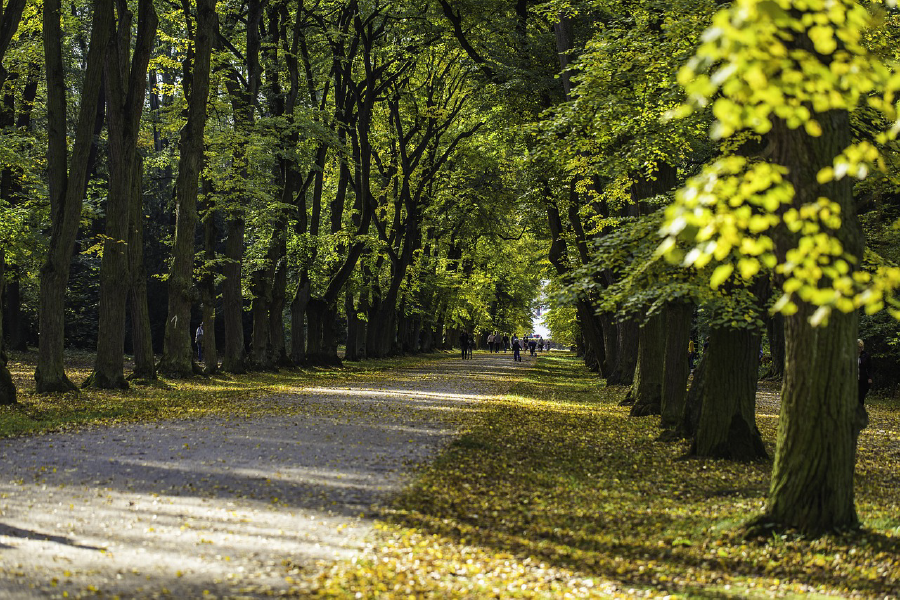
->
xmin=0 ymin=352 xmax=526 ymax=599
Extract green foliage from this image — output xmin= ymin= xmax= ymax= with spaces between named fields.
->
xmin=660 ymin=0 xmax=900 ymax=324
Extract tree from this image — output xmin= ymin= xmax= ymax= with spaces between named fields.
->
xmin=158 ymin=0 xmax=217 ymax=377
xmin=36 ymin=0 xmax=114 ymax=392
xmin=660 ymin=0 xmax=900 ymax=534
xmin=85 ymin=0 xmax=158 ymax=389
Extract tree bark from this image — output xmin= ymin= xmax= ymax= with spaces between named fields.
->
xmin=221 ymin=216 xmax=247 ymax=373
xmin=199 ymin=186 xmax=218 ymax=375
xmin=87 ymin=0 xmax=157 ymax=389
xmin=661 ymin=302 xmax=692 ymax=431
xmin=158 ymin=0 xmax=216 ymax=377
xmin=763 ymin=312 xmax=785 ymax=379
xmin=127 ymin=157 xmax=156 ymax=380
xmin=751 ymin=108 xmax=862 ymax=535
xmin=36 ymin=0 xmax=114 ymax=392
xmin=630 ymin=308 xmax=666 ymax=416
xmin=692 ymin=323 xmax=767 ymax=461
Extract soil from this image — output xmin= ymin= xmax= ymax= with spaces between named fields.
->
xmin=0 ymin=352 xmax=528 ymax=599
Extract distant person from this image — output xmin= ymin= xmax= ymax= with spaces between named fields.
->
xmin=512 ymin=336 xmax=522 ymax=362
xmin=195 ymin=323 xmax=204 ymax=362
xmin=858 ymin=338 xmax=873 ymax=405
xmin=502 ymin=334 xmax=509 ymax=352
xmin=529 ymin=337 xmax=537 ymax=356
xmin=688 ymin=339 xmax=696 ymax=370
xmin=538 ymin=337 xmax=544 ymax=352
xmin=459 ymin=330 xmax=469 ymax=360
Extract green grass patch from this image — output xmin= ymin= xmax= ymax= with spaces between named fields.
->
xmin=311 ymin=354 xmax=900 ymax=598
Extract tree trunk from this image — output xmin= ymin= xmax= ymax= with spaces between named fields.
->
xmin=158 ymin=0 xmax=216 ymax=377
xmin=630 ymin=308 xmax=666 ymax=416
xmin=678 ymin=350 xmax=707 ymax=440
xmin=344 ymin=291 xmax=364 ymax=361
xmin=0 ymin=248 xmax=15 ymax=405
xmin=269 ymin=257 xmax=289 ymax=367
xmin=36 ymin=0 xmax=114 ymax=392
xmin=127 ymin=156 xmax=156 ymax=380
xmin=87 ymin=0 xmax=157 ymax=389
xmin=289 ymin=275 xmax=310 ymax=365
xmin=661 ymin=302 xmax=692 ymax=431
xmin=607 ymin=319 xmax=639 ymax=386
xmin=763 ymin=312 xmax=785 ymax=379
xmin=692 ymin=323 xmax=767 ymax=461
xmin=221 ymin=216 xmax=247 ymax=373
xmin=199 ymin=187 xmax=218 ymax=375
xmin=249 ymin=269 xmax=272 ymax=369
xmin=751 ymin=108 xmax=862 ymax=534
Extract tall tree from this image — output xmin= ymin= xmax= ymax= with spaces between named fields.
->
xmin=36 ymin=0 xmax=114 ymax=392
xmin=85 ymin=0 xmax=158 ymax=389
xmin=660 ymin=0 xmax=900 ymax=533
xmin=158 ymin=0 xmax=217 ymax=377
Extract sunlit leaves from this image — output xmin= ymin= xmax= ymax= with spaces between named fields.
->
xmin=663 ymin=0 xmax=900 ymax=324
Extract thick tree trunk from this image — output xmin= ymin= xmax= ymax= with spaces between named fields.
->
xmin=87 ymin=0 xmax=157 ymax=389
xmin=158 ymin=0 xmax=216 ymax=377
xmin=752 ymin=108 xmax=862 ymax=534
xmin=661 ymin=302 xmax=692 ymax=431
xmin=127 ymin=157 xmax=156 ymax=380
xmin=692 ymin=323 xmax=767 ymax=461
xmin=607 ymin=319 xmax=639 ymax=386
xmin=36 ymin=0 xmax=114 ymax=392
xmin=630 ymin=308 xmax=666 ymax=416
xmin=221 ymin=216 xmax=247 ymax=373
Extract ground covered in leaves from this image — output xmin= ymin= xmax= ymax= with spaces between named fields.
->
xmin=2 ymin=351 xmax=899 ymax=598
xmin=312 ymin=354 xmax=900 ymax=599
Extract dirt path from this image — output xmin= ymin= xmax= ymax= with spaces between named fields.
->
xmin=0 ymin=352 xmax=529 ymax=599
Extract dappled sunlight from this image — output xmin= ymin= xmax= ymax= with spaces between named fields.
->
xmin=0 ymin=481 xmax=371 ymax=598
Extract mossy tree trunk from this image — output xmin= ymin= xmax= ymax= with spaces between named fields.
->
xmin=753 ymin=108 xmax=862 ymax=535
xmin=692 ymin=322 xmax=767 ymax=461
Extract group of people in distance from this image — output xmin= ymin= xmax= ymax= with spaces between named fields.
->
xmin=458 ymin=330 xmax=550 ymax=361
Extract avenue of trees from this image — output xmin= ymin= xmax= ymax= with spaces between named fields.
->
xmin=2 ymin=0 xmax=900 ymax=539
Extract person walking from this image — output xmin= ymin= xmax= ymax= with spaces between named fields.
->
xmin=195 ymin=323 xmax=204 ymax=362
xmin=502 ymin=334 xmax=509 ymax=352
xmin=488 ymin=332 xmax=496 ymax=353
xmin=459 ymin=330 xmax=469 ymax=360
xmin=512 ymin=335 xmax=522 ymax=362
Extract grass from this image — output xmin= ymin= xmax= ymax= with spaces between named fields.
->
xmin=309 ymin=354 xmax=900 ymax=598
xmin=0 ymin=349 xmax=455 ymax=438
